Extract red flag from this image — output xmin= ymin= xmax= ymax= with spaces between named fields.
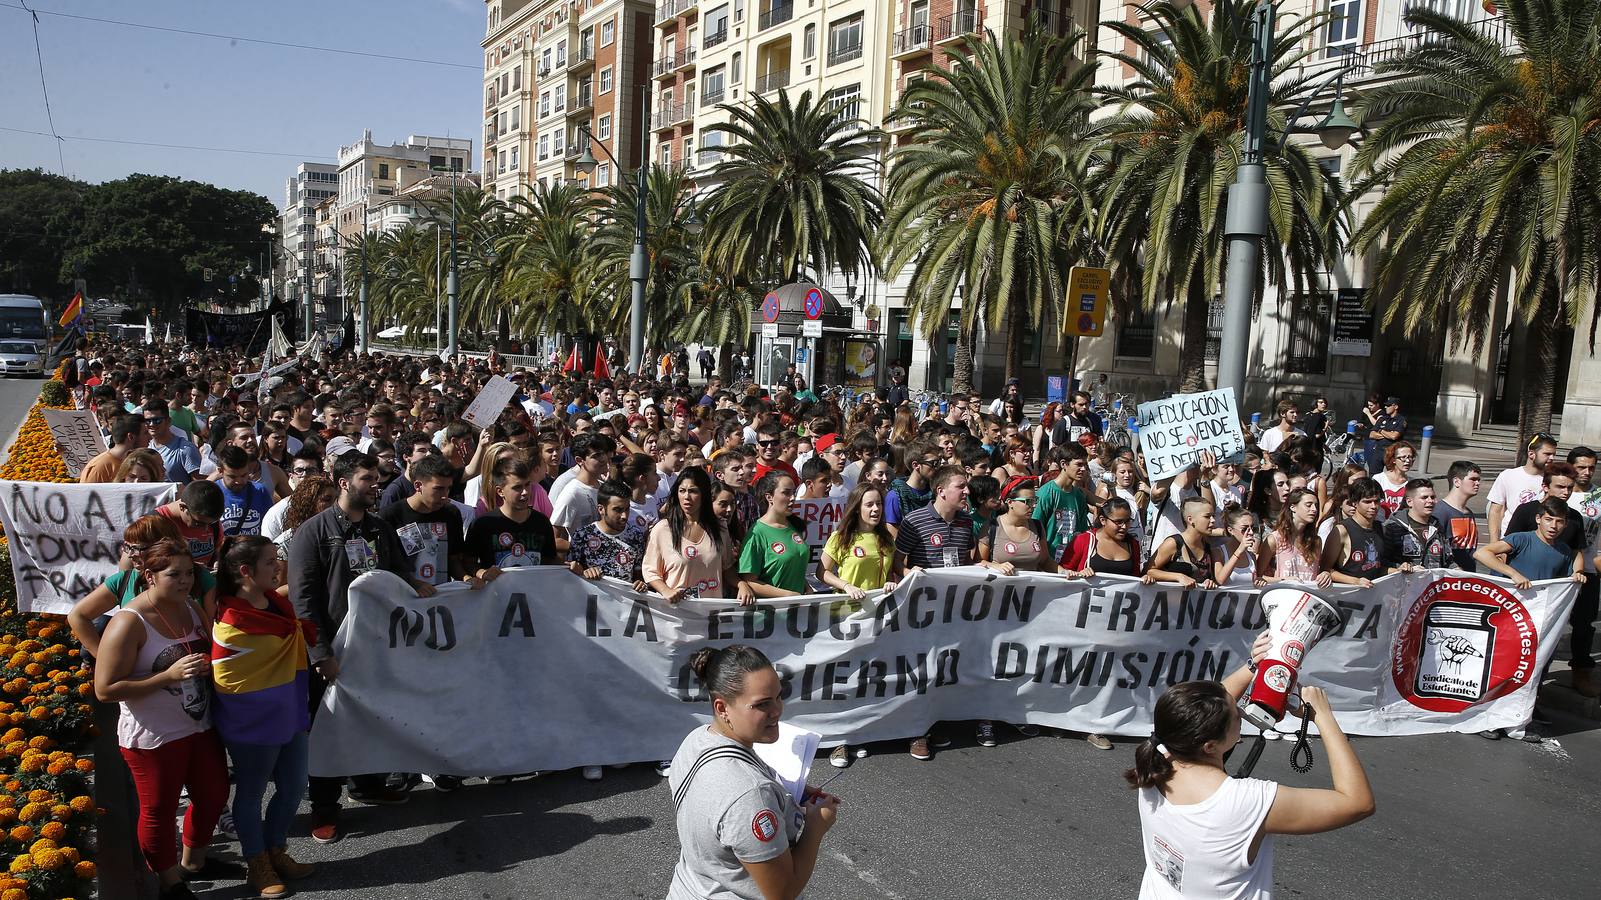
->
xmin=593 ymin=343 xmax=611 ymax=380
xmin=562 ymin=343 xmax=580 ymax=373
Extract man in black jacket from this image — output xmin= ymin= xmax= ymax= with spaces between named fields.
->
xmin=289 ymin=450 xmax=422 ymax=843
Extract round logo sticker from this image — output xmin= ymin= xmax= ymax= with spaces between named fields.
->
xmin=792 ymin=532 xmax=805 ymax=544
xmin=852 ymin=545 xmax=866 ymax=558
xmin=1005 ymin=542 xmax=1017 ymax=555
xmin=685 ymin=544 xmax=699 ymax=559
xmin=499 ymin=533 xmax=513 ymax=548
xmin=1392 ymin=576 xmax=1539 ymax=713
xmin=771 ymin=541 xmax=787 ymax=555
xmin=1282 ymin=640 xmax=1306 ymax=665
xmin=1262 ymin=664 xmax=1293 ymax=694
xmin=930 ymin=533 xmax=945 ymax=548
xmin=751 ymin=809 xmax=779 ymax=843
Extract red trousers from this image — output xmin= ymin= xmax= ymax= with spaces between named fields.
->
xmin=119 ymin=729 xmax=230 ymax=872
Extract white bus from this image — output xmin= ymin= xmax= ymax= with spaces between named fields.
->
xmin=0 ymin=295 xmax=49 ymax=350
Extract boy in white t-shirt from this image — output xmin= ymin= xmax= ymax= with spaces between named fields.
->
xmin=1486 ymin=433 xmax=1557 ymax=541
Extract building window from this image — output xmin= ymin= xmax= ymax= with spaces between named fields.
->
xmin=706 ymin=4 xmax=730 ymax=46
xmin=598 ymin=114 xmax=612 ymax=140
xmin=539 ymin=135 xmax=549 ymax=160
xmin=600 ymin=66 xmax=614 ymax=94
xmin=512 ymin=107 xmax=521 ymax=130
xmin=1117 ymin=305 xmax=1155 ymax=359
xmin=542 ymin=49 xmax=552 ymax=72
xmin=553 ymin=129 xmax=563 ymax=155
xmin=824 ymin=83 xmax=862 ymax=123
xmin=828 ymin=14 xmax=864 ymax=66
xmin=597 ymin=163 xmax=611 ymax=187
xmin=1285 ymin=294 xmax=1332 ymax=374
xmin=601 ymin=19 xmax=615 ymax=46
xmin=683 ymin=136 xmax=693 ymax=159
xmin=557 ymin=39 xmax=567 ymax=65
xmin=1204 ymin=296 xmax=1225 ymax=362
xmin=735 ymin=0 xmax=745 ymax=22
xmin=511 ymin=146 xmax=520 ymax=168
xmin=731 ymin=52 xmax=742 ymax=83
xmin=703 ymin=65 xmax=726 ymax=104
xmin=661 ymin=142 xmax=673 ymax=165
xmin=513 ymin=65 xmax=522 ymax=89
xmin=498 ymin=151 xmax=507 ymax=174
xmin=541 ymin=91 xmax=551 ymax=116
xmin=555 ymin=89 xmax=565 ymax=111
xmin=499 ymin=112 xmax=508 ymax=134
xmin=429 ymin=154 xmax=446 ymax=169
xmin=803 ymin=24 xmax=816 ymax=59
xmin=378 ymin=163 xmax=390 ymax=179
xmin=1325 ymin=0 xmax=1362 ymax=58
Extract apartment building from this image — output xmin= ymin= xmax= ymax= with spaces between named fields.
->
xmin=1077 ymin=0 xmax=1581 ymax=442
xmin=278 ymin=163 xmax=338 ymax=304
xmin=483 ymin=0 xmax=653 ymax=199
xmin=335 ymin=131 xmax=471 ymax=247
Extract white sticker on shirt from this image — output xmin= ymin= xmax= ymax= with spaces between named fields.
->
xmin=396 ymin=522 xmax=427 ymax=556
xmin=1151 ymin=834 xmax=1184 ymax=891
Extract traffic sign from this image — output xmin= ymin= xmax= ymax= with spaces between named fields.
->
xmin=802 ymin=319 xmax=822 ymax=338
xmin=761 ymin=322 xmax=779 ymax=339
xmin=803 ymin=288 xmax=824 ymax=320
xmin=1064 ymin=266 xmax=1110 ymax=337
xmin=762 ymin=292 xmax=781 ymax=323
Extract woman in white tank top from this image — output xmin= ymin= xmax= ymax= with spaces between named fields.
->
xmin=1125 ymin=648 xmax=1376 ymax=899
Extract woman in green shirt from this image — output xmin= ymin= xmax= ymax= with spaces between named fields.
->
xmin=738 ymin=472 xmax=811 ymax=597
xmin=67 ymin=514 xmax=218 ymax=658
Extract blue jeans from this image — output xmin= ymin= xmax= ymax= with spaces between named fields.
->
xmin=226 ymin=731 xmax=310 ymax=858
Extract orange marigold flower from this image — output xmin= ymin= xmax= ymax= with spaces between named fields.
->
xmin=45 ymin=761 xmax=69 ymax=776
xmin=74 ymin=759 xmax=92 ymax=773
xmin=16 ymin=803 xmax=44 ymax=823
xmin=73 ymin=860 xmax=95 ymax=879
xmin=18 ymin=753 xmax=44 ymax=769
xmin=68 ymin=796 xmax=90 ymax=814
xmin=48 ymin=806 xmax=70 ymax=821
xmin=75 ymin=684 xmax=91 ymax=698
xmin=38 ymin=822 xmax=63 ymax=841
xmin=0 ymin=809 xmax=16 ymax=824
xmin=25 ymin=791 xmax=50 ymax=804
xmin=25 ymin=737 xmax=49 ymax=750
xmin=21 ymin=666 xmax=40 ymax=678
xmin=1 ymin=887 xmax=23 ymax=900
xmin=6 ymin=855 xmax=30 ymax=874
xmin=6 ymin=826 xmax=31 ymax=843
xmin=28 ymin=838 xmax=56 ymax=853
xmin=33 ymin=848 xmax=65 ymax=870
xmin=0 ymin=729 xmax=21 ymax=744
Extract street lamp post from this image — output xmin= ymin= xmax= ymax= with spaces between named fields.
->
xmin=447 ymin=171 xmax=460 ymax=361
xmin=576 ymin=85 xmax=650 ymax=374
xmin=359 ymin=195 xmax=371 ymax=354
xmin=1215 ymin=0 xmax=1360 ymax=403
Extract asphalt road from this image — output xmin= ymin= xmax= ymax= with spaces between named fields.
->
xmin=0 ymin=373 xmax=45 ymax=466
xmin=178 ymin=715 xmax=1597 ymax=900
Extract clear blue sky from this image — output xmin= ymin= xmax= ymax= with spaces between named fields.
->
xmin=0 ymin=0 xmax=485 ymax=206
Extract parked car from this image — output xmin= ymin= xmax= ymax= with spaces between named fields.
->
xmin=0 ymin=341 xmax=43 ymax=377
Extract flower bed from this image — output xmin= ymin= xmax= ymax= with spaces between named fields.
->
xmin=0 ymin=365 xmax=97 ymax=898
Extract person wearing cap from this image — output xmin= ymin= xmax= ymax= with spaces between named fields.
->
xmin=1365 ymin=396 xmax=1407 ymax=476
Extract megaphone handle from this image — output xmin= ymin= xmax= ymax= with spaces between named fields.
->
xmin=1289 ymin=699 xmax=1315 ymax=774
xmin=1232 ymin=732 xmax=1268 ymax=778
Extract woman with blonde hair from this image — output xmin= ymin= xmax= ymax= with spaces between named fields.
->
xmin=117 ymin=448 xmax=166 ymax=483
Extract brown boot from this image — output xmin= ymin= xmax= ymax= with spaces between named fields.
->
xmin=1573 ymin=668 xmax=1601 ymax=698
xmin=269 ymin=846 xmax=315 ymax=880
xmin=247 ymin=852 xmax=289 ymax=898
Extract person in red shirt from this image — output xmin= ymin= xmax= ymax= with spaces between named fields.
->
xmin=750 ymin=422 xmax=798 ymax=484
xmin=157 ymin=481 xmax=225 ymax=570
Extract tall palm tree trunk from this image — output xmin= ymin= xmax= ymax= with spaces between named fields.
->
xmin=1003 ymin=291 xmax=1023 ymax=384
xmin=952 ymin=326 xmax=976 ymax=394
xmin=1177 ymin=278 xmax=1213 ymax=393
xmin=1517 ymin=284 xmax=1562 ymax=453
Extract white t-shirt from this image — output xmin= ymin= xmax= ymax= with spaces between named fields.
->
xmin=1137 ymin=777 xmax=1278 ymax=900
xmin=1257 ymin=426 xmax=1301 ymax=455
xmin=548 ymin=467 xmax=581 ymax=507
xmin=1374 ymin=470 xmax=1409 ymax=521
xmin=1569 ymin=486 xmax=1601 ymax=574
xmin=552 ymin=480 xmax=600 ymax=533
xmin=260 ymin=496 xmax=293 ymax=540
xmin=1488 ymin=467 xmax=1545 ymax=516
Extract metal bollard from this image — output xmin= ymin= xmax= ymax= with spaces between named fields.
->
xmin=1420 ymin=424 xmax=1434 ymax=475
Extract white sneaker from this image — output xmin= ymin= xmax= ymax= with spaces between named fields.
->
xmin=655 ymin=761 xmax=672 ymax=777
xmin=582 ymin=766 xmax=603 ymax=781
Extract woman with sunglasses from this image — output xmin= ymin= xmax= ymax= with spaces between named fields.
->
xmin=978 ymin=477 xmax=1056 ymax=574
xmin=990 ymin=437 xmax=1035 ymax=483
xmin=1373 ymin=441 xmax=1416 ymax=521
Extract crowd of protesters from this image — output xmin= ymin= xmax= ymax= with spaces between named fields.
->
xmin=50 ymin=337 xmax=1598 ymax=897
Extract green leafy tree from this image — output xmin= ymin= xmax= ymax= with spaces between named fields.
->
xmin=1096 ymin=0 xmax=1346 ymax=391
xmin=1350 ymin=0 xmax=1601 ymax=443
xmin=501 ymin=181 xmax=600 ymax=339
xmin=700 ymin=90 xmax=883 ymax=287
xmin=0 ymin=169 xmax=84 ymax=300
xmin=881 ymin=21 xmax=1099 ymax=389
xmin=592 ymin=165 xmax=701 ymax=354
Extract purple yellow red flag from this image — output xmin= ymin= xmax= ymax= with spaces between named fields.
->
xmin=57 ymin=292 xmax=83 ymax=328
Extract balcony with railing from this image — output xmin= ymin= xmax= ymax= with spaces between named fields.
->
xmin=573 ymin=41 xmax=596 ymax=70
xmin=654 ymin=47 xmax=698 ymax=78
xmin=1027 ymin=8 xmax=1073 ymax=36
xmin=1337 ymin=16 xmax=1512 ymax=81
xmin=828 ymin=42 xmax=863 ymax=67
xmin=892 ymin=24 xmax=931 ymax=58
xmin=755 ymin=68 xmax=790 ymax=94
xmin=758 ymin=2 xmax=793 ymax=31
xmin=569 ymin=85 xmax=594 ymax=113
xmin=705 ymin=28 xmax=728 ymax=49
xmin=936 ymin=8 xmax=979 ymax=43
xmin=701 ymin=86 xmax=726 ymax=107
xmin=654 ymin=0 xmax=699 ymax=24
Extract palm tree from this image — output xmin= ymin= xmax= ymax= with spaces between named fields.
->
xmin=700 ymin=90 xmax=884 ymax=286
xmin=592 ymin=165 xmax=701 ymax=350
xmin=501 ymin=181 xmax=601 ymax=340
xmin=423 ymin=187 xmax=508 ymax=347
xmin=672 ymin=263 xmax=765 ymax=379
xmin=881 ymin=20 xmax=1099 ymax=389
xmin=1350 ymin=0 xmax=1601 ymax=444
xmin=1096 ymin=0 xmax=1346 ymax=391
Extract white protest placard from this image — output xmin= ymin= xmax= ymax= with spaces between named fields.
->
xmin=1135 ymin=388 xmax=1247 ymax=482
xmin=41 ymin=409 xmax=107 ymax=478
xmin=0 ymin=481 xmax=174 ymax=613
xmin=461 ymin=374 xmax=517 ymax=428
xmin=308 ymin=567 xmax=1577 ymax=778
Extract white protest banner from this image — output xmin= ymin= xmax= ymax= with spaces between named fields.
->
xmin=40 ymin=410 xmax=106 ymax=478
xmin=1136 ymin=388 xmax=1247 ymax=482
xmin=307 ymin=566 xmax=1576 ymax=778
xmin=0 ymin=481 xmax=174 ymax=614
xmin=462 ymin=374 xmax=517 ymax=428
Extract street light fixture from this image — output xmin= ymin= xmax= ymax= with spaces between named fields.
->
xmin=576 ymin=84 xmax=653 ymax=374
xmin=1215 ymin=0 xmax=1361 ymax=404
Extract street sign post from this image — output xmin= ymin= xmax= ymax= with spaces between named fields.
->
xmin=1064 ymin=266 xmax=1110 ymax=337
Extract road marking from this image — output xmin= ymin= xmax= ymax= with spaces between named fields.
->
xmin=830 ymin=849 xmax=909 ymax=900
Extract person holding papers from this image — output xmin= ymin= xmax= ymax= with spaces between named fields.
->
xmin=666 ymin=645 xmax=840 ymax=900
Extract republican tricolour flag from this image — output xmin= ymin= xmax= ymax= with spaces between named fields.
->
xmin=57 ymin=292 xmax=83 ymax=328
xmin=210 ymin=591 xmax=315 ymax=745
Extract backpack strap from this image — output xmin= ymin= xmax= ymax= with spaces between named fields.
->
xmin=671 ymin=744 xmax=767 ymax=809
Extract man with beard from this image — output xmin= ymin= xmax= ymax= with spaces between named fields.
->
xmin=288 ymin=451 xmax=420 ymax=842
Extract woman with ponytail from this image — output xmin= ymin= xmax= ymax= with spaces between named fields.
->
xmin=1126 ymin=637 xmax=1374 ymax=899
xmin=210 ymin=535 xmax=317 ymax=897
xmin=667 ymin=645 xmax=840 ymax=900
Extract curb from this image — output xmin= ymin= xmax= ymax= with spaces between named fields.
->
xmin=1538 ymin=677 xmax=1601 ymax=720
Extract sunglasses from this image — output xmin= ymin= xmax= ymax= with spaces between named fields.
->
xmin=756 ymin=439 xmax=780 ymax=447
xmin=1009 ymin=496 xmax=1038 ymax=506
xmin=1529 ymin=432 xmax=1555 ymax=450
xmin=916 ymin=458 xmax=940 ymax=467
xmin=291 ymin=466 xmax=319 ymax=475
xmin=143 ymin=416 xmax=167 ymax=425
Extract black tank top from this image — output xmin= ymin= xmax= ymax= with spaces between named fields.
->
xmin=1161 ymin=535 xmax=1213 ymax=580
xmin=1337 ymin=516 xmax=1385 ymax=578
xmin=1087 ymin=534 xmax=1139 ymax=577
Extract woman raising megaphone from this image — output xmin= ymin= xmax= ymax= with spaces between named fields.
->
xmin=1126 ymin=647 xmax=1375 ymax=899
